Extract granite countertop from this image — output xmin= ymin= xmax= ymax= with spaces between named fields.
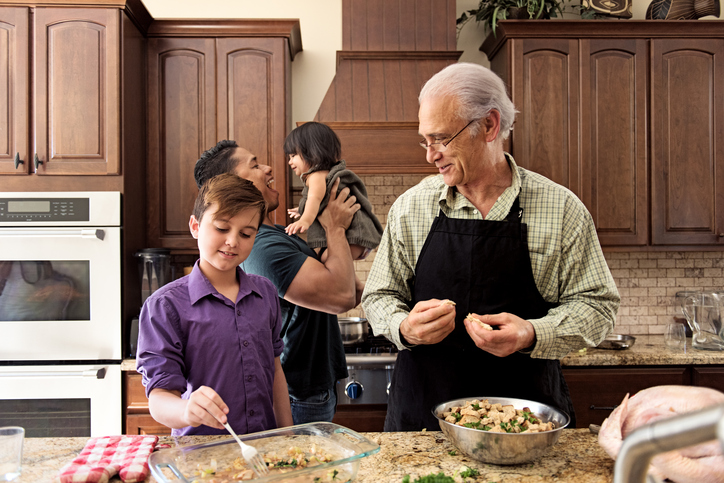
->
xmin=121 ymin=335 xmax=724 ymax=372
xmin=560 ymin=334 xmax=724 ymax=366
xmin=17 ymin=429 xmax=612 ymax=482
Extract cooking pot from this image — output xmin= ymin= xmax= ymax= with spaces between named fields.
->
xmin=338 ymin=317 xmax=368 ymax=345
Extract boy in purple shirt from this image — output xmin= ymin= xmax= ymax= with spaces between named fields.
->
xmin=136 ymin=173 xmax=293 ymax=436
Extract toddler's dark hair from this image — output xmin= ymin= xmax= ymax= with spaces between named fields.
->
xmin=193 ymin=173 xmax=267 ymax=228
xmin=194 ymin=140 xmax=239 ymax=188
xmin=283 ymin=122 xmax=341 ymax=172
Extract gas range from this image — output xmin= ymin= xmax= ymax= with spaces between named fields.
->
xmin=343 ymin=333 xmax=398 ymax=364
xmin=337 ymin=330 xmax=397 ymax=405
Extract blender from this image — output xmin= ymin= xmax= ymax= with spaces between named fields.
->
xmin=129 ymin=248 xmax=174 ymax=356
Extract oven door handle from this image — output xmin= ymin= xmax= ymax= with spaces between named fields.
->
xmin=0 ymin=367 xmax=107 ymax=379
xmin=0 ymin=229 xmax=105 ymax=240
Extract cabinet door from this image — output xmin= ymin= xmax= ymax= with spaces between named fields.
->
xmin=33 ymin=8 xmax=120 ymax=175
xmin=580 ymin=39 xmax=648 ymax=246
xmin=147 ymin=38 xmax=216 ymax=249
xmin=217 ymin=38 xmax=291 ymax=225
xmin=0 ymin=7 xmax=29 ymax=175
xmin=692 ymin=366 xmax=724 ymax=393
xmin=563 ymin=367 xmax=690 ymax=428
xmin=651 ymin=39 xmax=724 ymax=245
xmin=510 ymin=39 xmax=580 ymax=196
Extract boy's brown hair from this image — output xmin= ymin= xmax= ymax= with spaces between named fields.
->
xmin=193 ymin=173 xmax=267 ymax=228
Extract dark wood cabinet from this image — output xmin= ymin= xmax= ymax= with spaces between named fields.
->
xmin=650 ymin=39 xmax=724 ymax=245
xmin=145 ymin=21 xmax=300 ymax=250
xmin=564 ymin=364 xmax=724 ymax=428
xmin=580 ymin=38 xmax=648 ymax=247
xmin=123 ymin=372 xmax=172 ymax=436
xmin=0 ymin=6 xmax=121 ymax=177
xmin=483 ymin=21 xmax=724 ymax=247
xmin=563 ymin=366 xmax=689 ymax=428
xmin=332 ymin=404 xmax=387 ymax=433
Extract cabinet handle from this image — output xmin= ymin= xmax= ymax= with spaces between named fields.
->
xmin=590 ymin=405 xmax=617 ymax=411
xmin=14 ymin=153 xmax=23 ymax=169
xmin=34 ymin=153 xmax=43 ymax=171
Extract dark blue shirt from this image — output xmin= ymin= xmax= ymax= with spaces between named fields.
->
xmin=241 ymin=224 xmax=347 ymax=399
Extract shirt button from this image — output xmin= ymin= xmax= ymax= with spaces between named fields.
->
xmin=249 ymin=410 xmax=255 ymax=416
xmin=237 ymin=310 xmax=241 ymax=315
xmin=243 ymin=340 xmax=249 ymax=347
xmin=247 ymin=376 xmax=252 ymax=382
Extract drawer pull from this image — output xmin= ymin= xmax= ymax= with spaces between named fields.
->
xmin=590 ymin=405 xmax=616 ymax=411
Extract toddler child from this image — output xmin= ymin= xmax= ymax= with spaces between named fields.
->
xmin=285 ymin=121 xmax=383 ymax=260
xmin=136 ymin=173 xmax=293 ymax=436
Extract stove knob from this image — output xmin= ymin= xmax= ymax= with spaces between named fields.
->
xmin=345 ymin=381 xmax=364 ymax=399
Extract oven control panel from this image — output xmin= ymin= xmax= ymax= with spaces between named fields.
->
xmin=0 ymin=197 xmax=90 ymax=222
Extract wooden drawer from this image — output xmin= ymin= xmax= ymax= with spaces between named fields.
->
xmin=126 ymin=414 xmax=173 ymax=436
xmin=333 ymin=404 xmax=386 ymax=432
xmin=563 ymin=367 xmax=691 ymax=428
xmin=123 ymin=371 xmax=172 ymax=435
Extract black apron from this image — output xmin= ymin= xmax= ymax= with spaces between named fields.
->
xmin=384 ymin=198 xmax=575 ymax=431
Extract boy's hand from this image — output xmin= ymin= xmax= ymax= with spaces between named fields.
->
xmin=319 ymin=178 xmax=359 ymax=232
xmin=184 ymin=386 xmax=229 ymax=430
xmin=287 ymin=207 xmax=300 ymax=219
xmin=286 ymin=219 xmax=310 ymax=235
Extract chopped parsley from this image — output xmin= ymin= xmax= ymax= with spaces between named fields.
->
xmin=458 ymin=467 xmax=480 ymax=478
xmin=402 ymin=473 xmax=456 ymax=483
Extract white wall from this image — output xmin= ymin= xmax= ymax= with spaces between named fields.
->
xmin=141 ymin=0 xmax=722 ymax=125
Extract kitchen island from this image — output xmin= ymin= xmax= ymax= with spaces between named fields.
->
xmin=18 ymin=428 xmax=611 ymax=482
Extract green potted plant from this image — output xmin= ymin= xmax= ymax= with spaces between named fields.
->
xmin=457 ymin=0 xmax=568 ymax=37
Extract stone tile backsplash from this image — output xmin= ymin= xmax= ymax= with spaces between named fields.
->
xmin=341 ymin=174 xmax=724 ymax=336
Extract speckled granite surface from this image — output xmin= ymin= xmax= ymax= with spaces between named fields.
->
xmin=16 ymin=429 xmax=611 ymax=483
xmin=560 ymin=334 xmax=724 ymax=366
xmin=122 ymin=335 xmax=724 ymax=372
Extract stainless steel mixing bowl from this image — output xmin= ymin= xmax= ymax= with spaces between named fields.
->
xmin=432 ymin=396 xmax=570 ymax=465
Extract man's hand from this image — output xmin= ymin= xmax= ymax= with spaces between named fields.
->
xmin=318 ymin=178 xmax=359 ymax=232
xmin=182 ymin=386 xmax=229 ymax=429
xmin=400 ymin=299 xmax=456 ymax=345
xmin=464 ymin=312 xmax=536 ymax=357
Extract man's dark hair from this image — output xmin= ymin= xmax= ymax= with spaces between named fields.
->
xmin=193 ymin=173 xmax=266 ymax=228
xmin=194 ymin=140 xmax=239 ymax=188
xmin=283 ymin=122 xmax=341 ymax=173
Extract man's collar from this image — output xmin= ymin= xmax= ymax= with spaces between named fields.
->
xmin=438 ymin=153 xmax=522 ymax=216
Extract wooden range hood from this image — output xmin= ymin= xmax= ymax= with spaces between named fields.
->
xmin=312 ymin=0 xmax=462 ymax=175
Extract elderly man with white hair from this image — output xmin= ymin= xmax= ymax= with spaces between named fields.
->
xmin=361 ymin=63 xmax=620 ymax=431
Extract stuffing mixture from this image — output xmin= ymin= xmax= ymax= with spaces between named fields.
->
xmin=442 ymin=399 xmax=555 ymax=433
xmin=190 ymin=444 xmax=343 ymax=482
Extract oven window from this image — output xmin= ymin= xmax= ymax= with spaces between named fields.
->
xmin=0 ymin=261 xmax=90 ymax=321
xmin=0 ymin=399 xmax=90 ymax=437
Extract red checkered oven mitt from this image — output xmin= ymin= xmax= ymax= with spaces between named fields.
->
xmin=58 ymin=435 xmax=158 ymax=483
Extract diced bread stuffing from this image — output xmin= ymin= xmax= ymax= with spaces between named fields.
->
xmin=440 ymin=399 xmax=555 ymax=433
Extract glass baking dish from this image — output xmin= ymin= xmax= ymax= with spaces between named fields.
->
xmin=148 ymin=422 xmax=380 ymax=482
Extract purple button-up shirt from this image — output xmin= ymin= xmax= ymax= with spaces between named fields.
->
xmin=136 ymin=261 xmax=283 ymax=436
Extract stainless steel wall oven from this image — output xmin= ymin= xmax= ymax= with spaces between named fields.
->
xmin=0 ymin=192 xmax=122 ymax=437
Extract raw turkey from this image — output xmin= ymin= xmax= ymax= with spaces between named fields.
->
xmin=598 ymin=385 xmax=724 ymax=483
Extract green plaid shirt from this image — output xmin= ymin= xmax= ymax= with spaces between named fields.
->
xmin=361 ymin=154 xmax=619 ymax=360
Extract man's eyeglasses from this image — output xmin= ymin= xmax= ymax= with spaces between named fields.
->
xmin=419 ymin=118 xmax=479 ymax=152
